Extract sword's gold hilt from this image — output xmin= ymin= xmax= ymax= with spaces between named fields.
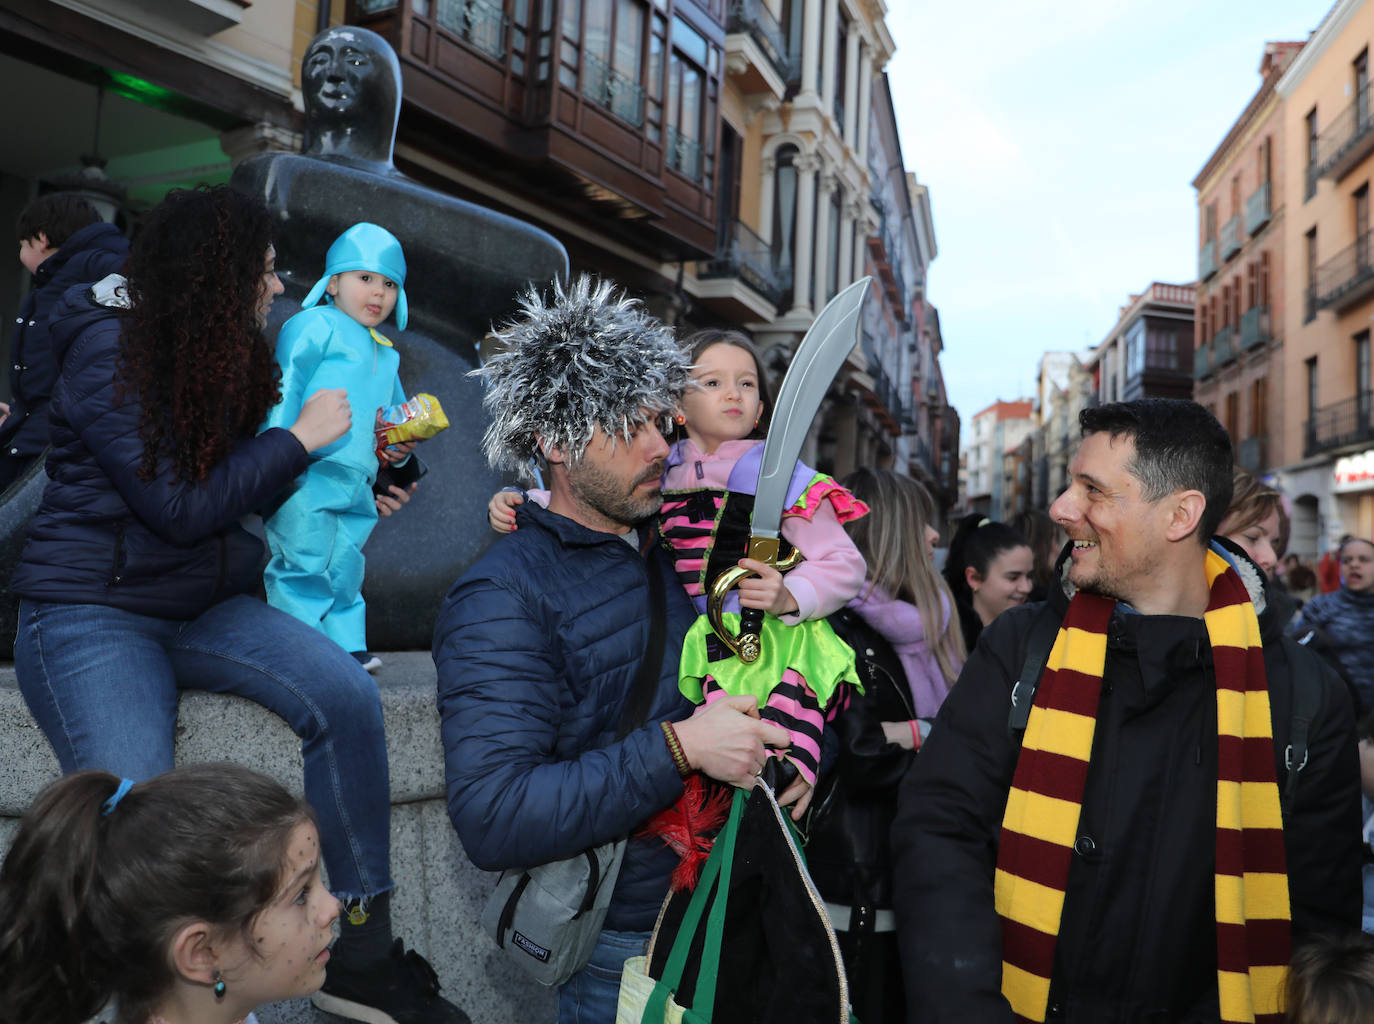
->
xmin=705 ymin=536 xmax=804 ymax=663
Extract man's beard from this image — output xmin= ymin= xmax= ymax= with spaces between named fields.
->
xmin=569 ymin=459 xmax=665 ymax=529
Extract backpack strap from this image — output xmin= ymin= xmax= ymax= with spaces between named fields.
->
xmin=1008 ymin=603 xmax=1065 ymax=735
xmin=1281 ymin=636 xmax=1319 ymax=819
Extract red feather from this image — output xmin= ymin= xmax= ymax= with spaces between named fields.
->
xmin=638 ymin=774 xmax=734 ymax=891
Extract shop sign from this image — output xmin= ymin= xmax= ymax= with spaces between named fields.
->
xmin=1333 ymin=450 xmax=1374 ymax=491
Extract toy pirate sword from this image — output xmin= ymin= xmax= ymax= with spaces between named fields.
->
xmin=706 ymin=276 xmax=872 ymax=663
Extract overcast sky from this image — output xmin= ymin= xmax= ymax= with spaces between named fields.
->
xmin=884 ymin=0 xmax=1338 ymax=426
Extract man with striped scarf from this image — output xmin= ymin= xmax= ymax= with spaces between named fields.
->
xmin=892 ymin=399 xmax=1361 ymax=1023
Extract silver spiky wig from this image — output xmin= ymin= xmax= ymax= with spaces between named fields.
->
xmin=472 ymin=275 xmax=692 ymax=478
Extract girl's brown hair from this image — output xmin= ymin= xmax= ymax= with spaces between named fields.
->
xmin=842 ymin=468 xmax=966 ymax=685
xmin=1284 ymin=932 xmax=1374 ymax=1024
xmin=0 ymin=763 xmax=312 ymax=1024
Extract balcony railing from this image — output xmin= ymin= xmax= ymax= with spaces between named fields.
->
xmin=664 ymin=125 xmax=703 ymax=181
xmin=1220 ymin=215 xmax=1242 ymax=261
xmin=699 ymin=219 xmax=783 ymax=305
xmin=1240 ymin=305 xmax=1271 ymax=350
xmin=1314 ymin=83 xmax=1374 ymax=182
xmin=1213 ymin=326 xmax=1235 ymax=366
xmin=1245 ymin=181 xmax=1272 ymax=235
xmin=1199 ymin=239 xmax=1218 ymax=281
xmin=1236 ymin=435 xmax=1268 ymax=474
xmin=726 ymin=0 xmax=790 ymax=82
xmin=582 ymin=51 xmax=645 ymax=127
xmin=1193 ymin=340 xmax=1212 ymax=379
xmin=1315 ymin=228 xmax=1374 ymax=313
xmin=1305 ymin=390 xmax=1374 ymax=457
xmin=1304 ymin=285 xmax=1319 ymax=323
xmin=435 ymin=0 xmax=506 ymax=59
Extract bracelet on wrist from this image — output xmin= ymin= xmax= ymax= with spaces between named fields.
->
xmin=660 ymin=721 xmax=692 ymax=778
xmin=909 ymin=718 xmax=922 ymax=751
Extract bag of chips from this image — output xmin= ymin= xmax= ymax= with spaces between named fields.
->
xmin=376 ymin=393 xmax=449 ymax=459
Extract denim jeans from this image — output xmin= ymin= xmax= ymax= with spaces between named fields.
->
xmin=14 ymin=595 xmax=393 ymax=901
xmin=557 ymin=927 xmax=651 ymax=1024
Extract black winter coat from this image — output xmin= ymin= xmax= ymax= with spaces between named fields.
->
xmin=891 ymin=543 xmax=1362 ymax=1024
xmin=2 ymin=222 xmax=128 ymax=459
xmin=10 ymin=278 xmax=308 ymax=617
xmin=807 ymin=605 xmax=917 ymax=914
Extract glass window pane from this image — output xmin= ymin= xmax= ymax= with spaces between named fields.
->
xmin=614 ymin=0 xmax=644 ymax=80
xmin=672 ymin=15 xmax=709 ymax=67
xmin=585 ymin=0 xmax=611 ymax=62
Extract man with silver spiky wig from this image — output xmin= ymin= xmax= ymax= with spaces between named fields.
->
xmin=434 ymin=275 xmax=791 ymax=1020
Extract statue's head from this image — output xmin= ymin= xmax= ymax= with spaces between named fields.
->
xmin=301 ymin=26 xmax=402 ymax=171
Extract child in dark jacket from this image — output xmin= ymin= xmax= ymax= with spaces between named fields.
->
xmin=0 ymin=193 xmax=128 ymax=490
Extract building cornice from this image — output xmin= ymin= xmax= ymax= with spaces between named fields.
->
xmin=1276 ymin=0 xmax=1363 ymax=97
xmin=1191 ymin=81 xmax=1280 ymax=192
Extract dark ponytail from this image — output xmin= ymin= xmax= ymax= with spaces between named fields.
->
xmin=0 ymin=764 xmax=311 ymax=1024
xmin=943 ymin=513 xmax=1030 ymax=608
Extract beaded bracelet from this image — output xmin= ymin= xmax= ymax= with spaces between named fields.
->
xmin=660 ymin=721 xmax=692 ymax=778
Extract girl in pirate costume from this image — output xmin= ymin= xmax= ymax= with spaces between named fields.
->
xmin=491 ymin=329 xmax=869 ymax=798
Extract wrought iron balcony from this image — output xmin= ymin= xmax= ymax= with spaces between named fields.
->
xmin=1315 ymin=229 xmax=1374 ymax=314
xmin=435 ymin=0 xmax=505 ymax=59
xmin=1212 ymin=326 xmax=1235 ymax=366
xmin=1305 ymin=390 xmax=1374 ymax=457
xmin=1245 ymin=182 xmax=1271 ymax=235
xmin=1199 ymin=239 xmax=1218 ymax=281
xmin=1314 ymin=83 xmax=1374 ymax=182
xmin=1193 ymin=340 xmax=1213 ymax=380
xmin=1236 ymin=435 xmax=1268 ymax=474
xmin=726 ymin=0 xmax=790 ymax=83
xmin=699 ymin=219 xmax=783 ymax=305
xmin=1240 ymin=305 xmax=1271 ymax=350
xmin=582 ymin=51 xmax=645 ymax=127
xmin=1220 ymin=215 xmax=1242 ymax=261
xmin=1304 ymin=285 xmax=1318 ymax=323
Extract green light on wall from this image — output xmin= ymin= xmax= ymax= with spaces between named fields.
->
xmin=104 ymin=71 xmax=182 ymax=112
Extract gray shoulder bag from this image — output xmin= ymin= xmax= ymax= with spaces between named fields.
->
xmin=480 ymin=549 xmax=669 ymax=986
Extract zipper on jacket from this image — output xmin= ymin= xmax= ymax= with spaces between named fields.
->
xmin=107 ymin=524 xmax=125 ymax=586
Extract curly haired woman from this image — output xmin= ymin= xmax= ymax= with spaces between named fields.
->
xmin=9 ymin=186 xmax=469 ymax=1024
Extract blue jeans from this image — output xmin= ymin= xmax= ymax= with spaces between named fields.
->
xmin=14 ymin=595 xmax=393 ymax=901
xmin=557 ymin=927 xmax=651 ymax=1024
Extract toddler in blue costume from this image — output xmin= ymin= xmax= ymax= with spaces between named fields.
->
xmin=262 ymin=223 xmax=415 ymax=669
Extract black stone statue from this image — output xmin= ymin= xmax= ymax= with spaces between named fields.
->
xmin=232 ymin=25 xmax=568 ymax=650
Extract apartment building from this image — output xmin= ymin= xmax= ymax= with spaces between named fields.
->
xmin=1192 ymin=41 xmax=1302 ymax=477
xmin=1088 ymin=283 xmax=1196 ymax=407
xmin=961 ymin=398 xmax=1031 ymax=521
xmin=1274 ymin=0 xmax=1374 ymax=555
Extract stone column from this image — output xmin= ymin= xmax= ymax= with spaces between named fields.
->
xmin=820 ymin=0 xmax=839 ymax=119
xmin=852 ymin=208 xmax=873 ymax=286
xmin=843 ymin=23 xmax=860 ymax=149
xmin=837 ymin=192 xmax=855 ymax=286
xmin=800 ymin=0 xmax=822 ymax=99
xmin=856 ymin=44 xmax=874 ymax=162
xmin=813 ymin=171 xmax=835 ymax=307
xmin=789 ymin=153 xmax=820 ymax=317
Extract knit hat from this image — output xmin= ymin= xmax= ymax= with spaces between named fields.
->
xmin=301 ymin=222 xmax=409 ymax=329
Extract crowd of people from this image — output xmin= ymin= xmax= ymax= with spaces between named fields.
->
xmin=2 ymin=182 xmax=1374 ymax=1024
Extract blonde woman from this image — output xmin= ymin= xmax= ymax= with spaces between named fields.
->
xmin=805 ymin=468 xmax=965 ymax=1024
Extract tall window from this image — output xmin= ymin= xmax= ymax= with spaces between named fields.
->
xmin=832 ymin=8 xmax=849 ymax=129
xmin=1306 ymin=108 xmax=1319 ymax=200
xmin=1258 ymin=135 xmax=1272 ymax=185
xmin=1305 ymin=227 xmax=1318 ymax=322
xmin=1358 ymin=184 xmax=1370 ymax=269
xmin=1224 ymin=391 xmax=1239 ymax=440
xmin=1204 ymin=202 xmax=1217 ymax=242
xmin=1259 ymin=250 xmax=1272 ymax=307
xmin=780 ymin=0 xmax=802 ymax=82
xmin=1359 ymin=330 xmax=1371 ymax=397
xmin=1231 ymin=175 xmax=1241 ymax=221
xmin=716 ymin=122 xmax=741 ymax=249
xmin=1250 ymin=377 xmax=1268 ymax=438
xmin=771 ymin=145 xmax=798 ymax=305
xmin=1307 ymin=356 xmax=1319 ymax=420
xmin=1246 ymin=262 xmax=1257 ymax=310
xmin=664 ymin=15 xmax=717 ymax=182
xmin=826 ymin=186 xmax=842 ymax=301
xmin=1358 ymin=50 xmax=1369 ymax=129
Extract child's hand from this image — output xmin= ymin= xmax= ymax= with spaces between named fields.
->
xmin=290 ymin=388 xmax=351 ymax=452
xmin=489 ymin=489 xmax=522 ymax=533
xmin=0 ymin=401 xmax=9 ymax=428
xmin=736 ymin=557 xmax=799 ymax=616
xmin=776 ymin=772 xmax=814 ymax=820
xmin=381 ymin=440 xmax=417 ymax=464
xmin=376 ymin=482 xmax=417 ymax=518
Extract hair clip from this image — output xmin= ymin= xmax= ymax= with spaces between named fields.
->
xmin=101 ymin=778 xmax=135 ymax=816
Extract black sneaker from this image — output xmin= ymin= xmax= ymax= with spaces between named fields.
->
xmin=351 ymin=651 xmax=382 ymax=673
xmin=312 ymin=938 xmax=471 ymax=1023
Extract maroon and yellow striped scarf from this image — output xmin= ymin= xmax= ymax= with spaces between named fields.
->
xmin=995 ymin=549 xmax=1291 ymax=1023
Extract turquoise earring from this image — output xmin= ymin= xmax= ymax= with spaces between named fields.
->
xmin=213 ymin=970 xmax=226 ymax=999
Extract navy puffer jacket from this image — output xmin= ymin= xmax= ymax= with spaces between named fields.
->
xmin=9 ymin=277 xmax=308 ymax=617
xmin=2 ymin=222 xmax=129 ymax=458
xmin=433 ymin=500 xmax=697 ymax=931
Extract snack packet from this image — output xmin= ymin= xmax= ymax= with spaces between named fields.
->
xmin=376 ymin=393 xmax=449 ymax=460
